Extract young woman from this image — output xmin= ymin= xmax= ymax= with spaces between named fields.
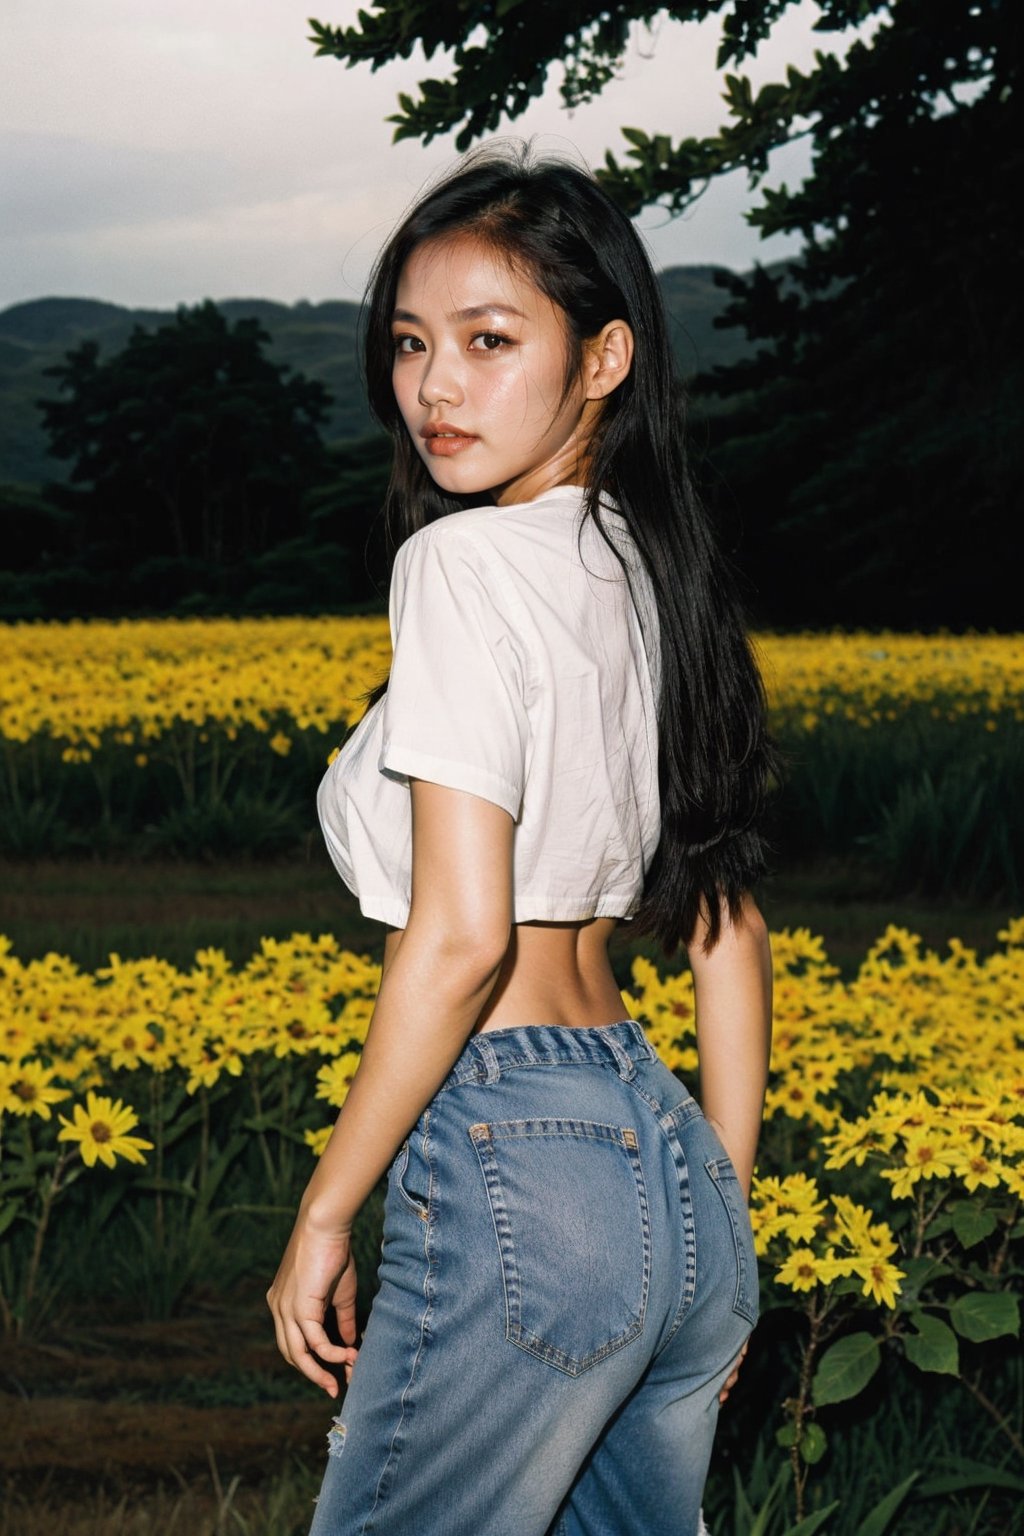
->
xmin=268 ymin=143 xmax=776 ymax=1536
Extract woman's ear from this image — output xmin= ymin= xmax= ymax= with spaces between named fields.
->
xmin=582 ymin=320 xmax=634 ymax=401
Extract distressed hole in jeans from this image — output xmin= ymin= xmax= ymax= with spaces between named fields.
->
xmin=326 ymin=1418 xmax=347 ymax=1458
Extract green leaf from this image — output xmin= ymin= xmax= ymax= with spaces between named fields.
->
xmin=904 ymin=1314 xmax=959 ymax=1375
xmin=799 ymin=1421 xmax=827 ymax=1465
xmin=853 ymin=1473 xmax=919 ymax=1536
xmin=812 ymin=1332 xmax=881 ymax=1407
xmin=898 ymin=1256 xmax=951 ymax=1291
xmin=0 ymin=1200 xmax=20 ymax=1238
xmin=748 ymin=1466 xmax=787 ymax=1535
xmin=918 ymin=1456 xmax=1024 ymax=1496
xmin=775 ymin=1423 xmax=798 ymax=1449
xmin=949 ymin=1290 xmax=1020 ymax=1342
xmin=782 ymin=1507 xmax=839 ymax=1536
xmin=951 ymin=1204 xmax=998 ymax=1248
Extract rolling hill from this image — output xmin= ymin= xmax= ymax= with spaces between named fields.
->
xmin=0 ymin=267 xmax=753 ymax=489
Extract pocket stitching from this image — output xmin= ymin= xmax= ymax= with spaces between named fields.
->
xmin=470 ymin=1120 xmax=652 ymax=1377
xmin=704 ymin=1156 xmax=759 ymax=1326
xmin=392 ymin=1134 xmax=430 ymax=1221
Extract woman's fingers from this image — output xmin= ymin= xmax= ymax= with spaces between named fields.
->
xmin=267 ymin=1295 xmax=358 ymax=1395
xmin=282 ymin=1316 xmax=345 ymax=1396
xmin=298 ymin=1309 xmax=357 ymax=1365
xmin=333 ymin=1254 xmax=359 ymax=1347
xmin=267 ymin=1222 xmax=359 ymax=1396
xmin=718 ymin=1338 xmax=750 ymax=1404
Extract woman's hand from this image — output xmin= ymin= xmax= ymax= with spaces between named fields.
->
xmin=265 ymin=783 xmax=513 ymax=1395
xmin=267 ymin=1214 xmax=360 ymax=1396
xmin=718 ymin=1338 xmax=749 ymax=1404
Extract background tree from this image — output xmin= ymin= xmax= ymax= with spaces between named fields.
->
xmin=37 ymin=302 xmax=333 ymax=609
xmin=311 ymin=0 xmax=1023 ymax=628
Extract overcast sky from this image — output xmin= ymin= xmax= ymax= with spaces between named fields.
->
xmin=1 ymin=2 xmax=833 ymax=311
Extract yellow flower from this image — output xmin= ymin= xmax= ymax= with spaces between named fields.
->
xmin=850 ymin=1257 xmax=905 ymax=1309
xmin=304 ymin=1125 xmax=334 ymax=1157
xmin=881 ymin=1128 xmax=959 ymax=1198
xmin=996 ymin=1161 xmax=1024 ymax=1197
xmin=57 ymin=1091 xmax=153 ymax=1169
xmin=951 ymin=1143 xmax=1002 ymax=1192
xmin=0 ymin=1060 xmax=70 ymax=1120
xmin=775 ymin=1248 xmax=828 ymax=1293
xmin=316 ymin=1052 xmax=362 ymax=1107
xmin=828 ymin=1196 xmax=897 ymax=1258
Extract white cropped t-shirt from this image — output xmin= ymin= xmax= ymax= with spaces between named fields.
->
xmin=316 ymin=483 xmax=661 ymax=928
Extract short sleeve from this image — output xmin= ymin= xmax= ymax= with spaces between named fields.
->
xmin=379 ymin=526 xmax=530 ymax=818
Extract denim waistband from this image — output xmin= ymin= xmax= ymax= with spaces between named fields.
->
xmin=441 ymin=1019 xmax=656 ymax=1090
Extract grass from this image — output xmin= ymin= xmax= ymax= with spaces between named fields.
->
xmin=2 ymin=854 xmax=1017 ymax=981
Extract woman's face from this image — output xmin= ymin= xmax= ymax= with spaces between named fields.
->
xmin=391 ymin=235 xmax=598 ymax=506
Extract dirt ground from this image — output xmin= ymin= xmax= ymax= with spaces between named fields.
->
xmin=1 ymin=1310 xmax=332 ymax=1481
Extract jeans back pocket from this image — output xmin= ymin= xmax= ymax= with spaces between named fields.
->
xmin=469 ymin=1117 xmax=651 ymax=1377
xmin=704 ymin=1157 xmax=759 ymax=1326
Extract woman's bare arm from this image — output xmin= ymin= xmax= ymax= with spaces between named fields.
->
xmin=267 ymin=779 xmax=514 ymax=1391
xmin=688 ymin=892 xmax=773 ymax=1197
xmin=300 ymin=778 xmax=515 ymax=1235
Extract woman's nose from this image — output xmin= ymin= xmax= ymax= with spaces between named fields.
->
xmin=418 ymin=356 xmax=463 ymax=408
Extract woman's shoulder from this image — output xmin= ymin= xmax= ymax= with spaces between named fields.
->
xmin=395 ymin=485 xmax=591 ymax=557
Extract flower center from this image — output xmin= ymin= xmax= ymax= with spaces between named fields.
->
xmin=91 ymin=1121 xmax=113 ymax=1144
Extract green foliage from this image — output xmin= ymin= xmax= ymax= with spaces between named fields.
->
xmin=312 ymin=0 xmax=1024 ymax=630
xmin=903 ymin=1313 xmax=959 ymax=1377
xmin=0 ymin=295 xmax=372 ymax=488
xmin=949 ymin=1291 xmax=1020 ymax=1345
xmin=38 ymin=301 xmax=332 ymax=572
xmin=2 ymin=708 xmax=1020 ymax=903
xmin=0 ymin=278 xmax=761 ymax=620
xmin=811 ymin=1331 xmax=880 ymax=1406
xmin=771 ymin=710 xmax=1024 ymax=904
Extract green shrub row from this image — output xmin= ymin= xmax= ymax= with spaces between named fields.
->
xmin=2 ymin=711 xmax=1020 ymax=899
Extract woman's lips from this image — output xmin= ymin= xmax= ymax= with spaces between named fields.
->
xmin=421 ymin=423 xmax=478 ymax=457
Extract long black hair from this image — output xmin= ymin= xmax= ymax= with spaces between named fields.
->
xmin=360 ymin=141 xmax=780 ymax=953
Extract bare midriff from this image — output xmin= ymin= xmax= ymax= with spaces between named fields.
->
xmin=382 ymin=916 xmax=630 ymax=1034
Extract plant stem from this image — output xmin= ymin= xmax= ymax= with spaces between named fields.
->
xmin=913 ymin=1185 xmax=928 ymax=1258
xmin=991 ymin=1200 xmax=1018 ymax=1278
xmin=960 ymin=1368 xmax=1024 ymax=1462
xmin=789 ymin=1298 xmax=827 ymax=1521
xmin=20 ymin=1148 xmax=70 ymax=1338
xmin=199 ymin=1087 xmax=210 ymax=1192
xmin=250 ymin=1072 xmax=277 ymax=1192
xmin=0 ymin=1281 xmax=13 ymax=1336
xmin=153 ymin=1075 xmax=165 ymax=1253
xmin=3 ymin=742 xmax=22 ymax=814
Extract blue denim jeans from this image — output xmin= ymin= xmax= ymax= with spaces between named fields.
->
xmin=308 ymin=1021 xmax=758 ymax=1536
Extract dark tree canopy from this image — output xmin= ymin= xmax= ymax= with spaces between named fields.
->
xmin=38 ymin=301 xmax=332 ymax=573
xmin=311 ymin=0 xmax=1023 ymax=628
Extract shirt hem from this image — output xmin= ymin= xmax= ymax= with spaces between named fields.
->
xmin=353 ymin=893 xmax=639 ymax=929
xmin=379 ymin=742 xmax=522 ymax=820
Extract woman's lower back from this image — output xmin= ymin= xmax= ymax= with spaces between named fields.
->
xmin=383 ymin=917 xmax=629 ymax=1034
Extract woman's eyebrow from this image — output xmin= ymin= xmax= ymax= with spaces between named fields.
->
xmin=391 ymin=304 xmax=528 ymax=324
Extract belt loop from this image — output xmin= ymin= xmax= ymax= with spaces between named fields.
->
xmin=605 ymin=1031 xmax=636 ymax=1081
xmin=472 ymin=1035 xmax=501 ymax=1083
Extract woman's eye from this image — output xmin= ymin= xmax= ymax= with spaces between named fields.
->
xmin=392 ymin=335 xmax=424 ymax=354
xmin=469 ymin=332 xmax=513 ymax=352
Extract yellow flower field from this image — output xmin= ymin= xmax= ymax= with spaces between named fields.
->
xmin=2 ymin=920 xmax=1021 ymax=1313
xmin=2 ymin=917 xmax=1020 ymax=1503
xmin=1 ymin=618 xmax=1021 ymax=752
